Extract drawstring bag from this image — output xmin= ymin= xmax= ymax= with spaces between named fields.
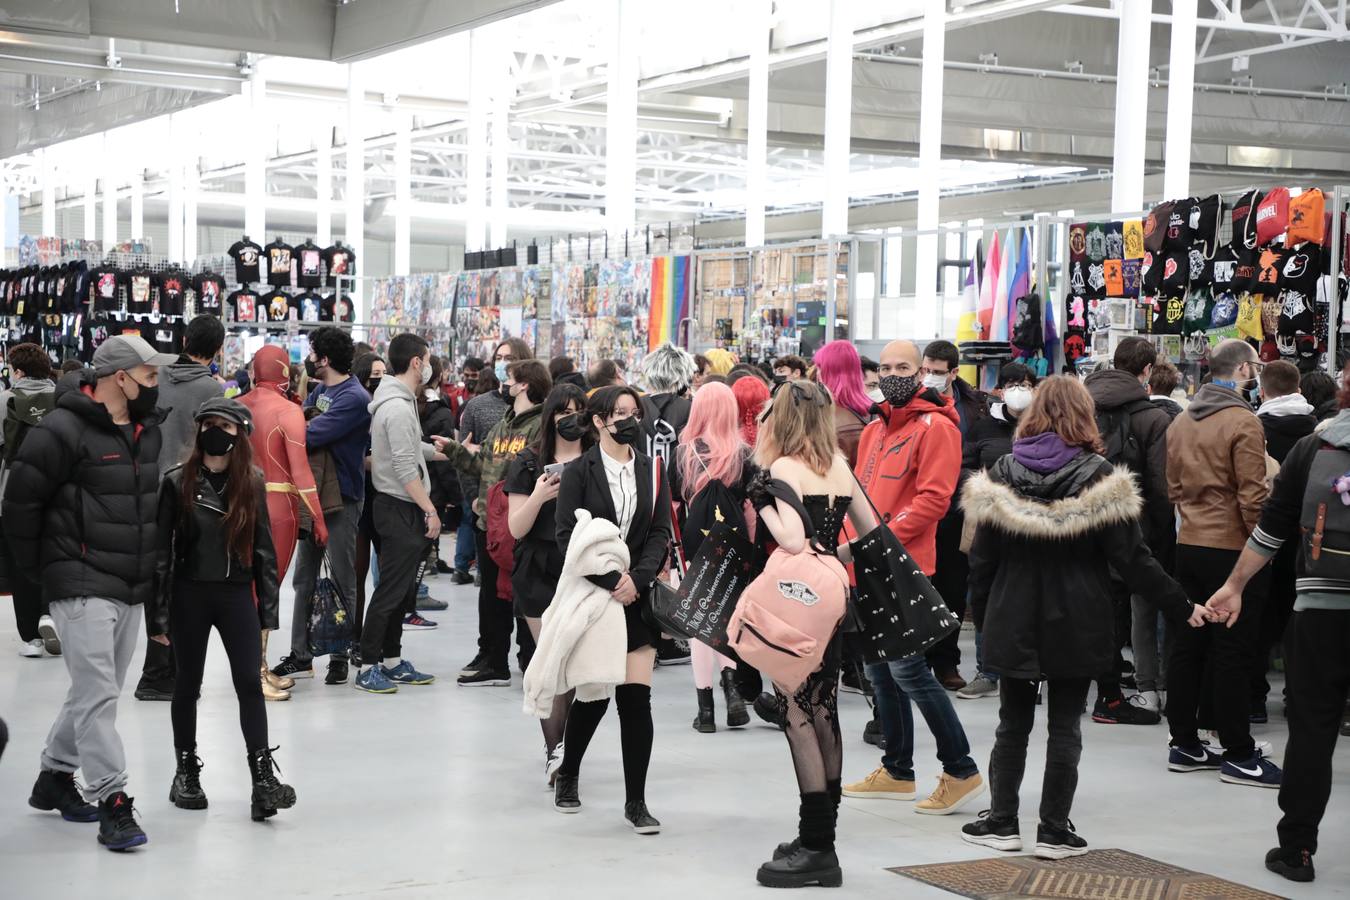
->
xmin=308 ymin=554 xmax=353 ymax=657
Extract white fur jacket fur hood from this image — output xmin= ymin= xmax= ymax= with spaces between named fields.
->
xmin=522 ymin=509 xmax=631 ymax=717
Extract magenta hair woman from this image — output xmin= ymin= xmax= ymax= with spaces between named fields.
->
xmin=812 ymin=340 xmax=875 ymax=468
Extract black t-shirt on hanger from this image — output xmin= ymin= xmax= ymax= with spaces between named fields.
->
xmin=296 ymin=244 xmax=323 ymax=288
xmin=229 ymin=239 xmax=263 ymax=284
xmin=321 ymin=245 xmax=356 ymax=286
xmin=90 ymin=265 xmax=121 ymax=313
xmin=319 ymin=293 xmax=354 ymax=323
xmin=157 ymin=268 xmax=190 ymax=317
xmin=296 ymin=291 xmax=324 ymax=322
xmin=121 ymin=267 xmax=155 ymax=315
xmin=264 ymin=241 xmax=294 ymax=287
xmin=264 ymin=289 xmax=293 ymax=322
xmin=194 ymin=272 xmax=226 ymax=316
xmin=227 ymin=288 xmax=261 ymax=324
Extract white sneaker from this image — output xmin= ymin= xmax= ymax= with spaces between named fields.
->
xmin=38 ymin=615 xmax=61 ymax=656
xmin=546 ymin=742 xmax=565 ymax=788
xmin=1129 ymin=691 xmax=1160 ymax=714
xmin=18 ymin=638 xmax=43 ymax=658
xmin=1202 ymin=730 xmax=1274 ymax=758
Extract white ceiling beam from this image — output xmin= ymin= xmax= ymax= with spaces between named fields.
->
xmin=1052 ymin=2 xmax=1348 ymax=37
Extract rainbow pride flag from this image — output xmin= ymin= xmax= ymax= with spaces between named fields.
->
xmin=648 ymin=255 xmax=692 ymax=350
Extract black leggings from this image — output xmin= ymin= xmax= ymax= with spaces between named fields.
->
xmin=171 ymin=580 xmax=268 ymax=753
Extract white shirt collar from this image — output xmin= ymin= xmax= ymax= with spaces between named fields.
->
xmin=600 ymin=447 xmax=635 ymax=476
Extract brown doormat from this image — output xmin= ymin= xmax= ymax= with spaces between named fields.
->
xmin=889 ymin=848 xmax=1286 ymax=900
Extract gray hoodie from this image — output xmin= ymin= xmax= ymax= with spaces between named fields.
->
xmin=0 ymin=376 xmax=57 ymax=493
xmin=157 ymin=359 xmax=225 ymax=476
xmin=368 ymin=375 xmax=433 ymax=503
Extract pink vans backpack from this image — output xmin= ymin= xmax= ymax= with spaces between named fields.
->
xmin=727 ymin=481 xmax=849 ymax=693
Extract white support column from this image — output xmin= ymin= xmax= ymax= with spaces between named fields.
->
xmin=744 ymin=0 xmax=771 ymax=248
xmin=184 ymin=156 xmax=199 ymax=264
xmin=83 ymin=160 xmax=97 ymax=242
xmin=821 ymin=0 xmax=854 ymax=237
xmin=316 ymin=130 xmax=333 ymax=247
xmin=344 ymin=63 xmax=366 ymax=318
xmin=489 ymin=75 xmax=511 ymax=250
xmin=101 ymin=135 xmax=117 ymax=249
xmin=130 ymin=171 xmax=144 ymax=240
xmin=914 ymin=0 xmax=946 ymax=312
xmin=245 ymin=70 xmax=267 ymax=240
xmin=605 ymin=0 xmax=639 ymax=241
xmin=394 ymin=114 xmax=412 ymax=276
xmin=167 ymin=117 xmax=184 ymax=261
xmin=40 ymin=149 xmax=56 ymax=237
xmin=465 ymin=30 xmax=490 ymax=254
xmin=1163 ymin=0 xmax=1198 ymax=200
xmin=1111 ymin=0 xmax=1152 ymax=213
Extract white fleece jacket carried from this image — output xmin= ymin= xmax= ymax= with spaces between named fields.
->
xmin=523 ymin=509 xmax=630 ymax=717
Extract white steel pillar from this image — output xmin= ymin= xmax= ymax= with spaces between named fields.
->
xmin=344 ymin=63 xmax=366 ymax=317
xmin=489 ymin=75 xmax=511 ymax=250
xmin=245 ymin=70 xmax=267 ymax=240
xmin=914 ymin=0 xmax=946 ymax=311
xmin=821 ymin=0 xmax=854 ymax=237
xmin=605 ymin=0 xmax=639 ymax=241
xmin=394 ymin=114 xmax=412 ymax=276
xmin=1111 ymin=0 xmax=1152 ymax=213
xmin=101 ymin=135 xmax=117 ymax=249
xmin=83 ymin=152 xmax=97 ymax=242
xmin=130 ymin=171 xmax=144 ymax=240
xmin=744 ymin=0 xmax=771 ymax=248
xmin=1163 ymin=0 xmax=1197 ymax=200
xmin=40 ymin=149 xmax=56 ymax=236
xmin=184 ymin=156 xmax=199 ymax=264
xmin=316 ymin=130 xmax=333 ymax=246
xmin=465 ymin=30 xmax=490 ymax=253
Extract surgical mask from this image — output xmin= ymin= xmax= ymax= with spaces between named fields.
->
xmin=609 ymin=416 xmax=642 ymax=445
xmin=556 ymin=413 xmax=586 ymax=442
xmin=122 ymin=376 xmax=158 ymax=420
xmin=419 ymin=359 xmax=433 ymax=387
xmin=922 ymin=373 xmax=950 ymax=393
xmin=494 ymin=360 xmax=509 ymax=381
xmin=879 ymin=374 xmax=921 ymax=408
xmin=366 ymin=377 xmax=382 ymax=394
xmin=198 ymin=425 xmax=237 ymax=456
xmin=1003 ymin=386 xmax=1034 ymax=413
xmin=772 ymin=374 xmax=788 ymax=386
xmin=867 ymin=387 xmax=885 ymax=405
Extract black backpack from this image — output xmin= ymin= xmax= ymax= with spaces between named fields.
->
xmin=679 ymin=455 xmax=750 ymax=561
xmin=3 ymin=389 xmax=54 ymax=466
xmin=1095 ymin=398 xmax=1153 ymax=474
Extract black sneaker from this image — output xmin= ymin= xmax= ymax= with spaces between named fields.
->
xmin=1091 ymin=696 xmax=1160 ymax=725
xmin=29 ymin=769 xmax=98 ymax=822
xmin=133 ymin=677 xmax=174 ymax=701
xmin=862 ymin=714 xmax=887 ymax=749
xmin=451 ymin=568 xmax=474 ymax=585
xmin=1250 ymin=702 xmax=1269 ymax=724
xmin=270 ymin=656 xmax=314 ymax=680
xmin=753 ymin=692 xmax=785 ymax=730
xmin=554 ymin=774 xmax=580 ymax=813
xmin=655 ymin=636 xmax=691 ymax=666
xmin=435 ymin=559 xmax=454 ymax=575
xmin=325 ymin=658 xmax=350 ymax=685
xmin=97 ymin=792 xmax=147 ymax=851
xmin=1265 ymin=847 xmax=1315 ymax=883
xmin=624 ymin=800 xmax=661 ymax=835
xmin=1034 ymin=821 xmax=1088 ymax=860
xmin=457 ymin=668 xmax=510 ymax=687
xmin=961 ymin=811 xmax=1022 ymax=852
xmin=458 ymin=652 xmax=488 ymax=677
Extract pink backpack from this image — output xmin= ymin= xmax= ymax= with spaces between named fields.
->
xmin=727 ymin=482 xmax=849 ymax=693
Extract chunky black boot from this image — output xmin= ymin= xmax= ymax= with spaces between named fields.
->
xmin=721 ymin=669 xmax=749 ymax=727
xmin=693 ymin=688 xmax=716 ymax=733
xmin=759 ymin=792 xmax=842 ymax=887
xmin=169 ymin=749 xmax=207 ymax=810
xmin=248 ymin=746 xmax=296 ymax=822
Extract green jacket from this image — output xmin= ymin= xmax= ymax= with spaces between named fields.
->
xmin=443 ymin=403 xmax=544 ymax=530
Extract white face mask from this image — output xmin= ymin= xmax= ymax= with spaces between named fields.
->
xmin=419 ymin=358 xmax=433 ymax=387
xmin=922 ymin=373 xmax=950 ymax=393
xmin=867 ymin=387 xmax=885 ymax=404
xmin=1003 ymin=386 xmax=1034 ymax=413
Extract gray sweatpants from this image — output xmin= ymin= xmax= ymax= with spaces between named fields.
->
xmin=290 ymin=498 xmax=362 ymax=662
xmin=41 ymin=596 xmax=143 ymax=802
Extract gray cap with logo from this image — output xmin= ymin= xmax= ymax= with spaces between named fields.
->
xmin=91 ymin=335 xmax=178 ymax=377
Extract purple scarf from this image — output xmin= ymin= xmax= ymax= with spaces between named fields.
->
xmin=1012 ymin=431 xmax=1083 ymax=474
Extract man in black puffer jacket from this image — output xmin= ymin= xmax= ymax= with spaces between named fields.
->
xmin=3 ymin=335 xmax=173 ymax=852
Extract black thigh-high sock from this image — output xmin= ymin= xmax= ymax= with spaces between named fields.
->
xmin=558 ymin=697 xmax=609 ymax=777
xmin=615 ymin=684 xmax=653 ymax=804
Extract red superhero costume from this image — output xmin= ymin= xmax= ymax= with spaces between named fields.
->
xmin=241 ymin=345 xmax=328 ymax=580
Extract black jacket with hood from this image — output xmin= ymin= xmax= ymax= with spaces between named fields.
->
xmin=1 ymin=371 xmax=164 ymax=614
xmin=963 ymin=452 xmax=1192 ymax=680
xmin=1084 ymin=368 xmax=1173 ymax=547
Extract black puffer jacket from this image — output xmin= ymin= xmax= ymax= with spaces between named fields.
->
xmin=150 ymin=465 xmax=280 ymax=636
xmin=962 ymin=451 xmax=1191 ymax=680
xmin=1 ymin=372 xmax=164 ymax=613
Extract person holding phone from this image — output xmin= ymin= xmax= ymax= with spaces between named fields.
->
xmin=551 ymin=386 xmax=672 ymax=834
xmin=504 ymin=383 xmax=589 ymax=784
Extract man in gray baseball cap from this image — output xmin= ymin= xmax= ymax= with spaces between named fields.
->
xmin=2 ymin=333 xmax=173 ymax=852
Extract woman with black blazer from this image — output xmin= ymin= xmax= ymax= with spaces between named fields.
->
xmin=553 ymin=385 xmax=672 ymax=835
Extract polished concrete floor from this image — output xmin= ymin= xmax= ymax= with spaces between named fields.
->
xmin=1 ymin=571 xmax=1346 ymax=899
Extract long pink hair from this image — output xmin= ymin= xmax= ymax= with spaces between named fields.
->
xmin=732 ymin=376 xmax=770 ymax=448
xmin=813 ymin=340 xmax=873 ymax=418
xmin=679 ymin=381 xmax=746 ymax=501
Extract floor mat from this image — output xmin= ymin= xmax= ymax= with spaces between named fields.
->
xmin=889 ymin=848 xmax=1284 ymax=899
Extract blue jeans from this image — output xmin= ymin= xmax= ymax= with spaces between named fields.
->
xmin=867 ymin=656 xmax=979 ymax=782
xmin=454 ymin=497 xmax=476 ymax=571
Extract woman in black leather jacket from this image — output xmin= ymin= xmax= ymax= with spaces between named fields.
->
xmin=149 ymin=396 xmax=296 ymax=823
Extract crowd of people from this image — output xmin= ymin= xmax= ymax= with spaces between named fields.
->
xmin=1 ymin=319 xmax=1346 ymax=888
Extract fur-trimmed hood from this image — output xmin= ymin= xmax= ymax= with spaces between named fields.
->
xmin=961 ymin=464 xmax=1142 ymax=540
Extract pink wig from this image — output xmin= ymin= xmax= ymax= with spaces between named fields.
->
xmin=813 ymin=340 xmax=872 ymax=418
xmin=732 ymin=376 xmax=770 ymax=449
xmin=678 ymin=381 xmax=746 ymax=501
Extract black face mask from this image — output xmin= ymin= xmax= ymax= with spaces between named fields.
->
xmin=772 ymin=374 xmax=788 ymax=386
xmin=609 ymin=415 xmax=642 ymax=446
xmin=304 ymin=358 xmax=319 ymax=380
xmin=879 ymin=374 xmax=921 ymax=409
xmin=123 ymin=378 xmax=158 ymax=420
xmin=556 ymin=413 xmax=586 ymax=442
xmin=198 ymin=425 xmax=237 ymax=457
xmin=463 ymin=377 xmax=478 ymax=393
xmin=499 ymin=385 xmax=512 ymax=403
xmin=366 ymin=377 xmax=382 ymax=394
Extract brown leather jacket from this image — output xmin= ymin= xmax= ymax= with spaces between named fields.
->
xmin=834 ymin=405 xmax=869 ymax=469
xmin=1166 ymin=383 xmax=1269 ymax=551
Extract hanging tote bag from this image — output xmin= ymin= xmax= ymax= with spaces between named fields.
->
xmin=727 ymin=480 xmax=849 ymax=693
xmin=848 ymin=477 xmax=961 ymax=664
xmin=308 ymin=554 xmax=354 ymax=658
